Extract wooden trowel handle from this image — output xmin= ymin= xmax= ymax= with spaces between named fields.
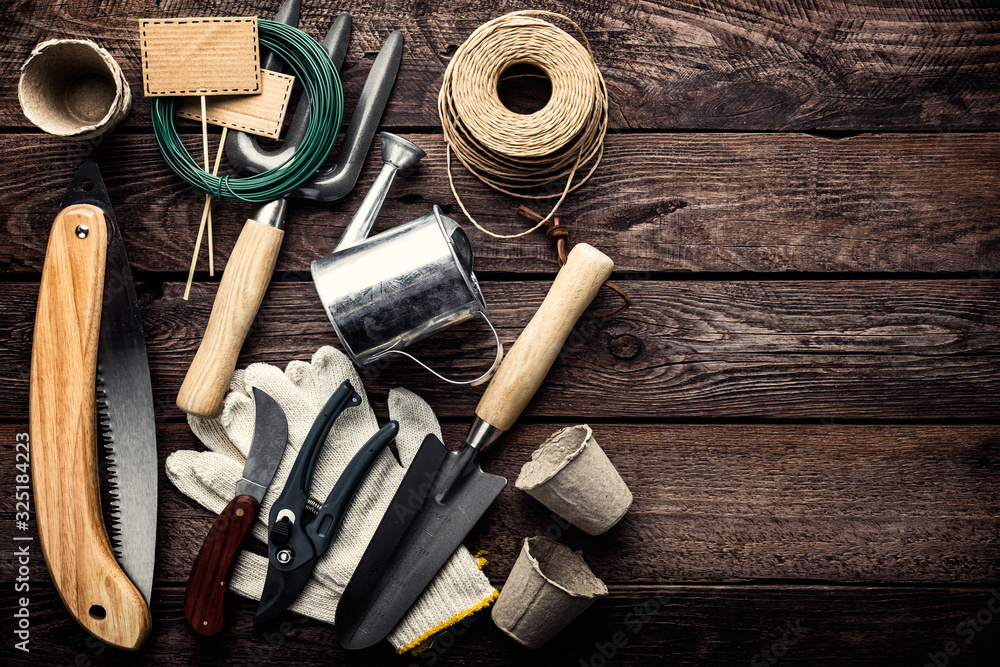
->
xmin=475 ymin=243 xmax=614 ymax=432
xmin=176 ymin=217 xmax=284 ymax=418
xmin=29 ymin=205 xmax=151 ymax=651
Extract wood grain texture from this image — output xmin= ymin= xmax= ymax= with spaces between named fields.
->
xmin=184 ymin=495 xmax=259 ymax=637
xmin=2 ymin=585 xmax=999 ymax=666
xmin=3 ymin=1 xmax=998 ymax=664
xmin=28 ymin=205 xmax=151 ymax=650
xmin=1 ymin=1 xmax=999 ymax=131
xmin=176 ymin=218 xmax=284 ymax=418
xmin=477 ymin=244 xmax=614 ymax=431
xmin=0 ymin=132 xmax=996 ymax=275
xmin=4 ymin=279 xmax=997 ymax=421
xmin=2 ymin=422 xmax=997 ymax=586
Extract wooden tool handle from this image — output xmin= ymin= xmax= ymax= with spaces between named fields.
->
xmin=29 ymin=205 xmax=152 ymax=651
xmin=475 ymin=243 xmax=614 ymax=431
xmin=184 ymin=495 xmax=259 ymax=636
xmin=176 ymin=218 xmax=284 ymax=418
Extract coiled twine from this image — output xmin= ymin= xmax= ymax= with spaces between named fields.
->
xmin=438 ymin=11 xmax=608 ymax=238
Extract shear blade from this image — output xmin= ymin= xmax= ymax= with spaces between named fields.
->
xmin=254 ymin=560 xmax=315 ymax=625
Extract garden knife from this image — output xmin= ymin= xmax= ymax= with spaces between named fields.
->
xmin=29 ymin=161 xmax=157 ymax=650
xmin=184 ymin=387 xmax=288 ymax=636
xmin=336 ymin=243 xmax=614 ymax=649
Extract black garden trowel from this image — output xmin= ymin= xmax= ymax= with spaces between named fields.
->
xmin=336 ymin=243 xmax=615 ymax=648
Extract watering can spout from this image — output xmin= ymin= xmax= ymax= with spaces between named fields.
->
xmin=335 ymin=132 xmax=426 ymax=250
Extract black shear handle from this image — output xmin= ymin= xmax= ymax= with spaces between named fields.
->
xmin=306 ymin=421 xmax=399 ymax=554
xmin=285 ymin=380 xmax=362 ymax=504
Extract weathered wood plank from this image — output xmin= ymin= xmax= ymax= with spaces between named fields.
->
xmin=2 ymin=280 xmax=998 ymax=421
xmin=3 ymin=422 xmax=998 ymax=585
xmin=1 ymin=133 xmax=998 ymax=274
xmin=3 ymin=585 xmax=999 ymax=666
xmin=1 ymin=1 xmax=998 ymax=130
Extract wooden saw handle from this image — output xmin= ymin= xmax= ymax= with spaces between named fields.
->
xmin=29 ymin=205 xmax=151 ymax=651
xmin=475 ymin=243 xmax=614 ymax=431
xmin=184 ymin=495 xmax=259 ymax=636
xmin=176 ymin=217 xmax=284 ymax=418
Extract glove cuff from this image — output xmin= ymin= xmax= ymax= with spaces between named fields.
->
xmin=388 ymin=546 xmax=498 ymax=654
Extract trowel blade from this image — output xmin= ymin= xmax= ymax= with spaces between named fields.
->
xmin=335 ymin=435 xmax=506 ymax=649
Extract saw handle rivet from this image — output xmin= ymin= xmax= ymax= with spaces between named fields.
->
xmin=75 ymin=224 xmax=89 ymax=239
xmin=276 ymin=549 xmax=293 ymax=564
xmin=235 ymin=508 xmax=244 ymax=517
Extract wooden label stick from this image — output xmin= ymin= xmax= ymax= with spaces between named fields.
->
xmin=200 ymin=95 xmax=214 ymax=276
xmin=183 ymin=127 xmax=229 ymax=301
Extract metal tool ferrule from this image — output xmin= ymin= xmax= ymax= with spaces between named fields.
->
xmin=466 ymin=416 xmax=504 ymax=452
xmin=253 ymin=198 xmax=288 ymax=231
xmin=235 ymin=478 xmax=270 ymax=504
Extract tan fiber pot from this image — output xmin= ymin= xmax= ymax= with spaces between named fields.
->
xmin=515 ymin=424 xmax=632 ymax=535
xmin=492 ymin=536 xmax=608 ymax=648
xmin=19 ymin=39 xmax=131 ymax=139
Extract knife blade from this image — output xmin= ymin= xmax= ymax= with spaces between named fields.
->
xmin=30 ymin=161 xmax=156 ymax=650
xmin=336 ymin=243 xmax=614 ymax=648
xmin=185 ymin=387 xmax=288 ymax=636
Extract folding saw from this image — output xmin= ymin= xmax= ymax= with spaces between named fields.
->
xmin=29 ymin=161 xmax=157 ymax=650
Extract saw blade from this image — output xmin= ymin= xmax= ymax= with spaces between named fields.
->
xmin=67 ymin=162 xmax=158 ymax=605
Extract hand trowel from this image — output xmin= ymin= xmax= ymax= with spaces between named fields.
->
xmin=335 ymin=243 xmax=614 ymax=648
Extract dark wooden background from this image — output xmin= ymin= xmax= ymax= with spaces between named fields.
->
xmin=2 ymin=1 xmax=999 ymax=665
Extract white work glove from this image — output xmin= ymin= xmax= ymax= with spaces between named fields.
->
xmin=166 ymin=346 xmax=497 ymax=653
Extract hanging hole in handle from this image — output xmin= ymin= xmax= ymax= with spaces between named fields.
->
xmin=379 ymin=312 xmax=504 ymax=386
xmin=89 ymin=605 xmax=107 ymax=620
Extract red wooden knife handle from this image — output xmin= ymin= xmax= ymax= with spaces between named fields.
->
xmin=184 ymin=495 xmax=259 ymax=636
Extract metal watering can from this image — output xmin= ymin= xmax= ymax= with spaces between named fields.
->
xmin=311 ymin=133 xmax=502 ymax=384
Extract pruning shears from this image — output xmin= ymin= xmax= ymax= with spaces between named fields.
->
xmin=254 ymin=380 xmax=397 ymax=623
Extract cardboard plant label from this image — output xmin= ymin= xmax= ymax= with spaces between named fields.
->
xmin=174 ymin=70 xmax=295 ymax=138
xmin=139 ymin=17 xmax=261 ymax=96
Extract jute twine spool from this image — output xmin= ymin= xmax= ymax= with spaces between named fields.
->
xmin=438 ymin=10 xmax=608 ymax=239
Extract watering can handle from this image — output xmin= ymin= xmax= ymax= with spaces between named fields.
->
xmin=378 ymin=312 xmax=504 ymax=386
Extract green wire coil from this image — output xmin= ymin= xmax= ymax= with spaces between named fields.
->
xmin=151 ymin=20 xmax=344 ymax=203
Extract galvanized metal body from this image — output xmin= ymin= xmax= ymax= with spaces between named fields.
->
xmin=312 ymin=206 xmax=492 ymax=367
